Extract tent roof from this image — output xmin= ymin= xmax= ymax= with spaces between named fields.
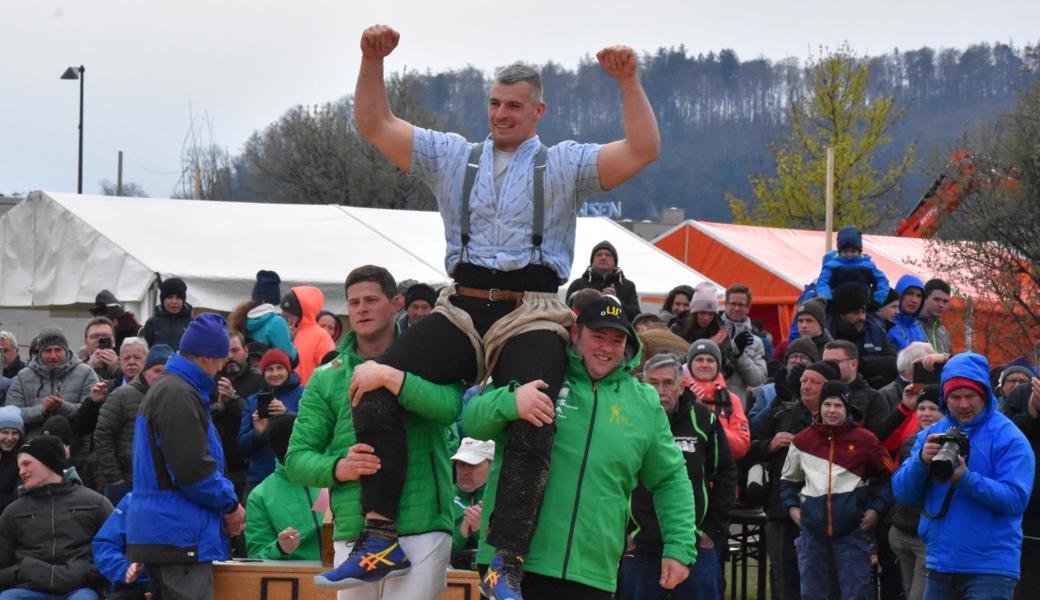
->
xmin=653 ymin=220 xmax=969 ymax=304
xmin=0 ymin=191 xmax=717 ymax=314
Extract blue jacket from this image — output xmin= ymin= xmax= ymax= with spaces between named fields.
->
xmin=816 ymin=246 xmax=890 ymax=307
xmin=887 ymin=275 xmax=928 ymax=352
xmin=892 ymin=353 xmax=1035 ymax=578
xmin=127 ymin=353 xmax=239 ymax=563
xmin=246 ymin=306 xmax=298 ymax=361
xmin=238 ymin=373 xmax=304 ymax=484
xmin=93 ymin=493 xmax=150 ymax=592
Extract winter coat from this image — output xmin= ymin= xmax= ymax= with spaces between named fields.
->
xmin=565 ymin=267 xmax=641 ymax=320
xmin=237 ymin=373 xmax=304 ymax=485
xmin=451 ymin=484 xmax=485 ymax=554
xmin=94 ymin=373 xmax=150 ymax=485
xmin=245 ymin=463 xmax=323 ymax=560
xmin=747 ymin=399 xmax=817 ymax=520
xmin=288 ymin=286 xmax=336 ymax=384
xmin=213 ymin=364 xmax=263 ymax=475
xmin=463 ymin=344 xmax=698 ymax=592
xmin=0 ymin=443 xmax=22 ymax=515
xmin=686 ymin=375 xmax=751 ymax=460
xmin=3 ymin=356 xmax=25 ymax=379
xmin=917 ymin=314 xmax=953 ymax=355
xmin=93 ymin=493 xmax=150 ymax=593
xmin=1012 ymin=408 xmax=1040 ymax=538
xmin=816 ymin=246 xmax=890 ymax=307
xmin=5 ymin=354 xmax=99 ymax=437
xmin=887 ymin=275 xmax=928 ymax=352
xmin=141 ymin=302 xmax=193 ymax=350
xmin=781 ymin=417 xmax=894 ymax=538
xmin=890 ymin=436 xmax=924 ymax=535
xmin=717 ymin=311 xmax=768 ymax=403
xmin=848 ymin=375 xmax=890 ymax=437
xmin=285 ymin=331 xmax=463 ymax=541
xmin=0 ymin=477 xmax=112 ymax=594
xmin=246 ymin=305 xmax=298 ymax=362
xmin=127 ymin=353 xmax=239 ymax=564
xmin=826 ymin=313 xmax=898 ymax=388
xmin=892 ymin=353 xmax=1034 ymax=578
xmin=630 ymin=392 xmax=737 ymax=552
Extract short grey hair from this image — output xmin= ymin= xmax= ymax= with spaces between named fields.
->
xmin=897 ymin=341 xmax=934 ymax=378
xmin=120 ymin=336 xmax=148 ymax=354
xmin=0 ymin=331 xmax=16 ymax=347
xmin=493 ymin=62 xmax=543 ymax=103
xmin=643 ymin=352 xmax=684 ymax=382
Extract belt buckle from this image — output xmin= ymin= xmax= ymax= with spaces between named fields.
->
xmin=487 ymin=288 xmax=500 ymax=301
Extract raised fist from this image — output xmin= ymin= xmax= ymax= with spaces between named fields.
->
xmin=360 ymin=25 xmax=400 ymax=59
xmin=596 ymin=46 xmax=637 ymax=79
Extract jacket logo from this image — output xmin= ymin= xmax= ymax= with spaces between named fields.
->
xmin=555 ymin=397 xmax=578 ymax=421
xmin=675 ymin=436 xmax=698 ymax=453
xmin=609 ymin=404 xmax=631 ymax=426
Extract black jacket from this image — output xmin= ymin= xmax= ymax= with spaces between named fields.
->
xmin=142 ymin=303 xmax=193 ymax=350
xmin=890 ymin=435 xmax=922 ymax=535
xmin=849 ymin=375 xmax=890 ymax=438
xmin=565 ymin=267 xmax=641 ymax=321
xmin=94 ymin=374 xmax=150 ymax=485
xmin=747 ymin=399 xmax=816 ymax=520
xmin=0 ymin=445 xmax=21 ymax=515
xmin=630 ymin=391 xmax=737 ymax=550
xmin=0 ymin=478 xmax=112 ymax=593
xmin=1013 ymin=409 xmax=1040 ymax=537
xmin=3 ymin=356 xmax=25 ymax=379
xmin=212 ymin=365 xmax=263 ymax=473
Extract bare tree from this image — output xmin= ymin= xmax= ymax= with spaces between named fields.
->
xmin=173 ymin=108 xmax=235 ymax=200
xmin=99 ymin=180 xmax=148 ymax=197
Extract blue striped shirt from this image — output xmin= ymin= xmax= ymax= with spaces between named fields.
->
xmin=410 ymin=127 xmax=601 ymax=281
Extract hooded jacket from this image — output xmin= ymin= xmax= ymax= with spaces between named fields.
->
xmin=887 ymin=275 xmax=928 ymax=352
xmin=127 ymin=353 xmax=239 ymax=563
xmin=892 ymin=353 xmax=1034 ymax=578
xmin=246 ymin=304 xmax=298 ymax=362
xmin=94 ymin=373 xmax=151 ymax=485
xmin=463 ymin=341 xmax=697 ymax=592
xmin=285 ymin=331 xmax=463 ymax=541
xmin=815 ymin=226 xmax=890 ymax=307
xmin=93 ymin=493 xmax=150 ymax=593
xmin=237 ymin=372 xmax=305 ymax=485
xmin=245 ymin=462 xmax=323 ymax=560
xmin=5 ymin=351 xmax=99 ymax=437
xmin=287 ymin=287 xmax=335 ymax=384
xmin=564 ymin=241 xmax=641 ymax=320
xmin=142 ymin=301 xmax=193 ymax=350
xmin=780 ymin=416 xmax=894 ymax=538
xmin=0 ymin=476 xmax=112 ymax=594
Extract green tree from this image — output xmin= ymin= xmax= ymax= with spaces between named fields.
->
xmin=727 ymin=45 xmax=915 ymax=229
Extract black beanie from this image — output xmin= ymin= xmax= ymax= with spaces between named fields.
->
xmin=280 ymin=291 xmax=302 ymax=319
xmin=90 ymin=289 xmax=126 ymax=318
xmin=805 ymin=360 xmax=842 ymax=382
xmin=830 ymin=283 xmax=869 ymax=315
xmin=820 ymin=380 xmax=852 ymax=411
xmin=19 ymin=435 xmax=67 ymax=476
xmin=252 ymin=270 xmax=282 ymax=305
xmin=267 ymin=414 xmax=296 ymax=465
xmin=404 ymin=283 xmax=437 ymax=309
xmin=160 ymin=277 xmax=187 ymax=301
xmin=41 ymin=415 xmax=75 ymax=447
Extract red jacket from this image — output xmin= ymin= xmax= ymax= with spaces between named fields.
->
xmin=685 ymin=372 xmax=751 ymax=460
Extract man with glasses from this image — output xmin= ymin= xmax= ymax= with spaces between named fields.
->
xmin=82 ymin=317 xmax=121 ymax=381
xmin=821 ymin=340 xmax=889 ymax=436
xmin=717 ymin=285 xmax=767 ymax=403
xmin=0 ymin=332 xmax=24 ymax=379
xmin=749 ymin=337 xmax=818 ymax=435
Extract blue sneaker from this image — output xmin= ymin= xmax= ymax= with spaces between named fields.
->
xmin=480 ymin=553 xmax=524 ymax=600
xmin=314 ymin=534 xmax=411 ymax=589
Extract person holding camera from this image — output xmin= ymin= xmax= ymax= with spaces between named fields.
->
xmin=238 ymin=349 xmax=304 ymax=498
xmin=892 ymin=352 xmax=1034 ymax=600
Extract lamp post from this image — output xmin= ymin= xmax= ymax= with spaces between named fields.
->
xmin=60 ymin=65 xmax=85 ymax=194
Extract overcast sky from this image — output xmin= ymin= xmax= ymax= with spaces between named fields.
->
xmin=2 ymin=0 xmax=1037 ymax=198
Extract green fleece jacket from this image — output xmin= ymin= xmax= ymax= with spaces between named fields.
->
xmin=462 ymin=347 xmax=697 ymax=592
xmin=451 ymin=484 xmax=485 ymax=554
xmin=245 ymin=463 xmax=323 ymax=561
xmin=285 ymin=331 xmax=463 ymax=541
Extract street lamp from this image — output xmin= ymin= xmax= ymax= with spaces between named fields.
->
xmin=60 ymin=65 xmax=85 ymax=194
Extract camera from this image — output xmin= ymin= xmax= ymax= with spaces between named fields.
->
xmin=930 ymin=427 xmax=970 ymax=483
xmin=98 ymin=336 xmax=114 ymax=350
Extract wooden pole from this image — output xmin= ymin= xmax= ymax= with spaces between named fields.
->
xmin=116 ymin=150 xmax=123 ymax=196
xmin=194 ymin=167 xmax=202 ymax=200
xmin=825 ymin=146 xmax=835 ymax=252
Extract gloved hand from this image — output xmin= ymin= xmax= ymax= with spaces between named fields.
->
xmin=735 ymin=331 xmax=756 ymax=355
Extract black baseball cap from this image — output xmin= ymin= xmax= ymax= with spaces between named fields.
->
xmin=577 ymin=295 xmax=635 ymax=339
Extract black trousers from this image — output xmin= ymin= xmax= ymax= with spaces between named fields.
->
xmin=354 ymin=293 xmax=566 ymax=555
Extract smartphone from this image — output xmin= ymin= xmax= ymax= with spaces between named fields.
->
xmin=98 ymin=336 xmax=113 ymax=350
xmin=913 ymin=362 xmax=942 ymax=386
xmin=256 ymin=391 xmax=274 ymax=418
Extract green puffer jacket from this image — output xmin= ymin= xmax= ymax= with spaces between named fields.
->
xmin=285 ymin=332 xmax=463 ymax=541
xmin=462 ymin=346 xmax=698 ymax=592
xmin=245 ymin=462 xmax=324 ymax=561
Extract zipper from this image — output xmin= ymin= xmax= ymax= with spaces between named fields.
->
xmin=430 ymin=453 xmax=442 ymax=513
xmin=561 ymin=380 xmax=599 ymax=578
xmin=827 ymin=431 xmax=834 ymax=537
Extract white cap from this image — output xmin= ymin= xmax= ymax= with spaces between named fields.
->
xmin=451 ymin=437 xmax=495 ymax=465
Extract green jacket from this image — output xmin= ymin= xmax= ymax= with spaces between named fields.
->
xmin=451 ymin=484 xmax=485 ymax=554
xmin=285 ymin=331 xmax=463 ymax=541
xmin=245 ymin=462 xmax=324 ymax=561
xmin=462 ymin=347 xmax=697 ymax=592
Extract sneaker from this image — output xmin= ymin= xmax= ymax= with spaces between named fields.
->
xmin=480 ymin=553 xmax=524 ymax=600
xmin=313 ymin=533 xmax=412 ymax=589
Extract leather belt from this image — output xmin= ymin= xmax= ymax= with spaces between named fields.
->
xmin=455 ymin=285 xmax=525 ymax=302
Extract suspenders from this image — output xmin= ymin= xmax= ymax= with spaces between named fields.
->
xmin=460 ymin=142 xmax=549 ymax=259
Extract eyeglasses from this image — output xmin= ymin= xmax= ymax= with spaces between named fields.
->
xmin=87 ymin=333 xmax=113 ymax=341
xmin=726 ymin=302 xmax=749 ymax=309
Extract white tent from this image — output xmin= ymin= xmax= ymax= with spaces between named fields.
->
xmin=0 ymin=191 xmax=717 ymax=320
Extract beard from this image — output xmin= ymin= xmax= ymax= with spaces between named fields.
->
xmin=223 ymin=359 xmax=243 ymax=377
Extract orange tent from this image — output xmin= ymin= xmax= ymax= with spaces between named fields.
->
xmin=653 ymin=221 xmax=1022 ymax=363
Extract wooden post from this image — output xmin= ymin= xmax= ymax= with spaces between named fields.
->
xmin=825 ymin=146 xmax=835 ymax=252
xmin=194 ymin=167 xmax=203 ymax=200
xmin=116 ymin=150 xmax=123 ymax=196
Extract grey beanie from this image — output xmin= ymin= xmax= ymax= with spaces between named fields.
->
xmin=0 ymin=406 xmax=23 ymax=435
xmin=35 ymin=326 xmax=69 ymax=353
xmin=687 ymin=338 xmax=723 ymax=370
